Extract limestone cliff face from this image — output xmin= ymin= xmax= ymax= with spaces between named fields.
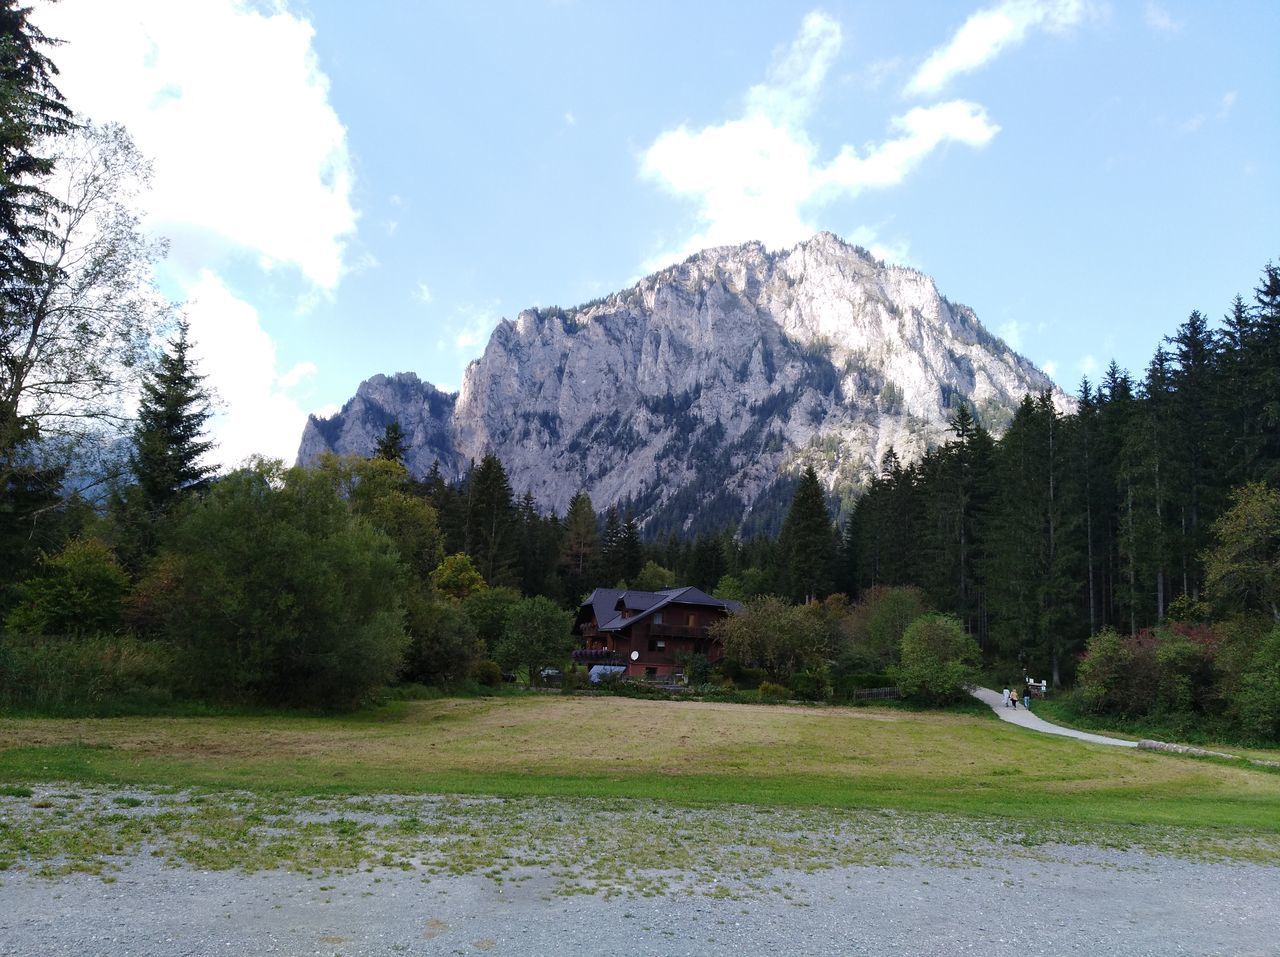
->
xmin=298 ymin=233 xmax=1067 ymax=534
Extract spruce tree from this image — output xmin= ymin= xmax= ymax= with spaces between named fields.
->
xmin=465 ymin=452 xmax=516 ymax=586
xmin=374 ymin=420 xmax=408 ymax=463
xmin=779 ymin=464 xmax=834 ymax=603
xmin=130 ymin=320 xmax=214 ymax=514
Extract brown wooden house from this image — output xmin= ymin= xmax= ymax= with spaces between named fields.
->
xmin=572 ymin=586 xmax=742 ymax=680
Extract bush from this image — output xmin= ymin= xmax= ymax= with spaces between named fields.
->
xmin=561 ymin=665 xmax=590 ymax=693
xmin=757 ymin=681 xmax=790 ymax=702
xmin=788 ymin=665 xmax=833 ymax=701
xmin=711 ymin=596 xmax=829 ymax=682
xmin=403 ymin=594 xmax=480 ymax=688
xmin=472 ymin=659 xmax=503 ymax=687
xmin=5 ymin=538 xmax=129 ymax=637
xmin=1236 ymin=627 xmax=1280 ymax=740
xmin=892 ymin=614 xmax=979 ymax=705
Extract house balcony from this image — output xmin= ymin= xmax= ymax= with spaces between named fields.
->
xmin=648 ymin=622 xmax=711 ymax=640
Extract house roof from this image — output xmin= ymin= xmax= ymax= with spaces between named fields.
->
xmin=579 ymin=586 xmax=742 ymax=633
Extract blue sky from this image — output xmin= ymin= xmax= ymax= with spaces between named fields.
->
xmin=35 ymin=0 xmax=1279 ymax=466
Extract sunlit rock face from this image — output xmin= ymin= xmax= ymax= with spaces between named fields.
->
xmin=298 ymin=233 xmax=1067 ymax=535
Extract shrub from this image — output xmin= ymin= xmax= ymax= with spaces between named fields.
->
xmin=472 ymin=659 xmax=503 ymax=687
xmin=403 ymin=594 xmax=480 ymax=688
xmin=757 ymin=681 xmax=789 ymax=702
xmin=788 ymin=665 xmax=833 ymax=701
xmin=5 ymin=538 xmax=129 ymax=637
xmin=892 ymin=614 xmax=979 ymax=705
xmin=561 ymin=665 xmax=590 ymax=693
xmin=1236 ymin=627 xmax=1280 ymax=740
xmin=1075 ymin=628 xmax=1132 ymax=714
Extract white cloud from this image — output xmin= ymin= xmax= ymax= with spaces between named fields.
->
xmin=37 ymin=0 xmax=357 ymax=292
xmin=905 ymin=0 xmax=1092 ymax=97
xmin=1218 ymin=90 xmax=1237 ymax=119
xmin=1144 ymin=1 xmax=1182 ymax=33
xmin=563 ymin=111 xmax=577 ymax=126
xmin=184 ymin=271 xmax=315 ymax=466
xmin=1080 ymin=353 xmax=1099 ymax=376
xmin=310 ymin=402 xmax=341 ymax=420
xmin=415 ymin=282 xmax=433 ymax=305
xmin=278 ymin=361 xmax=318 ymax=390
xmin=1041 ymin=359 xmax=1058 ymax=377
xmin=998 ymin=320 xmax=1024 ymax=350
xmin=640 ymin=11 xmax=998 ymax=267
xmin=451 ymin=302 xmax=500 ymax=354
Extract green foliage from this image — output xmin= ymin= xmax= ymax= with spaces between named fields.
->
xmin=711 ymin=595 xmax=830 ymax=681
xmin=461 ymin=585 xmax=522 ymax=652
xmin=374 ymin=420 xmax=408 ymax=463
xmin=311 ymin=454 xmax=444 ymax=579
xmin=838 ymin=585 xmax=928 ymax=671
xmin=402 ymin=594 xmax=480 ymax=688
xmin=788 ymin=665 xmax=833 ymax=702
xmin=712 ymin=574 xmax=745 ymax=602
xmin=1075 ymin=628 xmax=1132 ymax=714
xmin=129 ymin=320 xmax=214 ymax=515
xmin=494 ymin=596 xmax=573 ymax=686
xmin=1237 ymin=627 xmax=1280 ymax=739
xmin=0 ymin=633 xmax=174 ymax=712
xmin=472 ymin=659 xmax=503 ymax=687
xmin=778 ymin=464 xmax=834 ymax=603
xmin=5 ymin=538 xmax=128 ymax=637
xmin=757 ymin=681 xmax=789 ymax=702
xmin=631 ymin=560 xmax=675 ymax=592
xmin=430 ymin=552 xmax=487 ymax=602
xmin=147 ymin=461 xmax=407 ymax=709
xmin=892 ymin=614 xmax=979 ymax=705
xmin=1205 ymin=483 xmax=1280 ymax=622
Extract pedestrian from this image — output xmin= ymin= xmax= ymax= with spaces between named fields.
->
xmin=1002 ymin=688 xmax=1010 ymax=707
xmin=1023 ymin=691 xmax=1031 ymax=710
xmin=1010 ymin=693 xmax=1018 ymax=709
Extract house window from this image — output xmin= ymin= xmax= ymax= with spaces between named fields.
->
xmin=648 ymin=639 xmax=666 ymax=652
xmin=654 ymin=612 xmax=663 ymax=624
xmin=645 ymin=667 xmax=657 ymax=677
xmin=687 ymin=613 xmax=696 ymax=628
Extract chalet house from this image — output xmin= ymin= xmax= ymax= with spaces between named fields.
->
xmin=572 ymin=586 xmax=742 ymax=680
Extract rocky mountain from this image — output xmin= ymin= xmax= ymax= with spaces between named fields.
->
xmin=298 ymin=233 xmax=1068 ymax=535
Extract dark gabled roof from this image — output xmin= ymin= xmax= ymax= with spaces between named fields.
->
xmin=581 ymin=588 xmax=625 ymax=631
xmin=578 ymin=585 xmax=741 ymax=633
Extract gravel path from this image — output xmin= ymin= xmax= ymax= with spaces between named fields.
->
xmin=973 ymin=687 xmax=1138 ymax=747
xmin=2 ymin=842 xmax=1276 ymax=956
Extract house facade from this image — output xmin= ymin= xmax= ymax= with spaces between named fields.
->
xmin=572 ymin=586 xmax=742 ymax=680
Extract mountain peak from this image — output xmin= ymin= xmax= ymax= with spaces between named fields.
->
xmin=299 ymin=234 xmax=1066 ymax=535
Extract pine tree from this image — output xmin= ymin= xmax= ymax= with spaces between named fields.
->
xmin=465 ymin=452 xmax=516 ymax=586
xmin=130 ymin=320 xmax=214 ymax=514
xmin=374 ymin=420 xmax=408 ymax=463
xmin=778 ymin=464 xmax=834 ymax=603
xmin=560 ymin=490 xmax=598 ymax=602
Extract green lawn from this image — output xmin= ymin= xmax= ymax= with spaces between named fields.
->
xmin=3 ymin=695 xmax=1278 ymax=833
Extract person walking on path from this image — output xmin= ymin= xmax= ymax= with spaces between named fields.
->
xmin=1023 ymin=691 xmax=1031 ymax=710
xmin=1010 ymin=693 xmax=1018 ymax=709
xmin=1002 ymin=688 xmax=1010 ymax=707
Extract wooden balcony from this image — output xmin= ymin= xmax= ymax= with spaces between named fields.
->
xmin=649 ymin=622 xmax=711 ymax=640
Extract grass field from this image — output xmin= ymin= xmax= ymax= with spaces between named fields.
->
xmin=3 ymin=695 xmax=1278 ymax=833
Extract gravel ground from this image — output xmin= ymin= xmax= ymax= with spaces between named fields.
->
xmin=1 ymin=790 xmax=1277 ymax=956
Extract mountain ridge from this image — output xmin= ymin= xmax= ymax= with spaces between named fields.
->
xmin=298 ymin=232 xmax=1068 ymax=533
